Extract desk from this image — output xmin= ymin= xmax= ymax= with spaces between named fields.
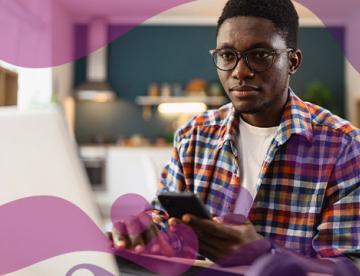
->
xmin=115 ymin=254 xmax=246 ymax=275
xmin=115 ymin=254 xmax=331 ymax=276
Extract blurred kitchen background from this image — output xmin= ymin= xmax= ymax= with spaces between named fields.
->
xmin=1 ymin=0 xmax=360 ymax=220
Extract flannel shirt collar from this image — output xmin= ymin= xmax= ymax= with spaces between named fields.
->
xmin=218 ymin=89 xmax=313 ymax=151
xmin=275 ymin=89 xmax=313 ymax=146
xmin=217 ymin=103 xmax=239 ymax=154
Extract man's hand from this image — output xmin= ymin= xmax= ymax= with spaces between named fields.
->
xmin=111 ymin=212 xmax=175 ymax=257
xmin=169 ymin=214 xmax=271 ymax=265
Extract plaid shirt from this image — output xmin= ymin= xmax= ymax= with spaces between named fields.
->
xmin=157 ymin=90 xmax=360 ymax=258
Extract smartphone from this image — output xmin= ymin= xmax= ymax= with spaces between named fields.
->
xmin=158 ymin=192 xmax=211 ymax=219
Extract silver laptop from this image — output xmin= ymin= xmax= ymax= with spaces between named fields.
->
xmin=0 ymin=106 xmax=119 ymax=275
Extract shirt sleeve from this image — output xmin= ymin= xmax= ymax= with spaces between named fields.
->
xmin=151 ymin=129 xmax=187 ymax=210
xmin=160 ymin=129 xmax=187 ymax=191
xmin=147 ymin=130 xmax=187 ymax=232
xmin=147 ymin=131 xmax=192 ymax=254
xmin=313 ymin=137 xmax=360 ymax=258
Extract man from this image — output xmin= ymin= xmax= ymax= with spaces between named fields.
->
xmin=114 ymin=0 xmax=360 ymax=271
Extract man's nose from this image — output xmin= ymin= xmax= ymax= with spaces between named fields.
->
xmin=231 ymin=58 xmax=254 ymax=79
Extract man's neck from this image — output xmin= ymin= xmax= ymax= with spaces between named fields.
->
xmin=240 ymin=111 xmax=282 ymax=127
xmin=239 ymin=90 xmax=289 ymax=127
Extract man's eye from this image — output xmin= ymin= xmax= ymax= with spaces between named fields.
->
xmin=218 ymin=50 xmax=236 ymax=61
xmin=252 ymin=51 xmax=271 ymax=60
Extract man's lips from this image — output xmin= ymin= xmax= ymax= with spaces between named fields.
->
xmin=229 ymin=85 xmax=260 ymax=98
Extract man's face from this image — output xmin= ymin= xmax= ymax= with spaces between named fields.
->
xmin=216 ymin=16 xmax=294 ymax=124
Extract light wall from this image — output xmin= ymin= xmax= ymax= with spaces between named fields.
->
xmin=345 ymin=15 xmax=360 ymax=126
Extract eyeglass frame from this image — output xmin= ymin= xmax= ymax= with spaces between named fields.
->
xmin=209 ymin=47 xmax=294 ymax=73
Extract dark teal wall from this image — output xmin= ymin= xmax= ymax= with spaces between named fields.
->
xmin=74 ymin=25 xmax=345 ymax=144
xmin=292 ymin=27 xmax=345 ymax=115
xmin=107 ymin=25 xmax=218 ymax=100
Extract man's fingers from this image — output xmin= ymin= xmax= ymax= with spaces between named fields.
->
xmin=182 ymin=214 xmax=243 ymax=241
xmin=141 ymin=224 xmax=156 ymax=244
xmin=181 ymin=214 xmax=192 ymax=224
xmin=220 ymin=214 xmax=248 ymax=224
xmin=197 ymin=240 xmax=222 ymax=262
xmin=168 ymin=217 xmax=182 ymax=226
xmin=168 ymin=217 xmax=183 ymax=233
xmin=127 ymin=217 xmax=145 ymax=249
xmin=136 ymin=216 xmax=175 ymax=257
xmin=155 ymin=231 xmax=176 ymax=256
xmin=113 ymin=219 xmax=146 ymax=250
xmin=140 ymin=224 xmax=175 ymax=256
xmin=106 ymin=231 xmax=113 ymax=241
xmin=115 ymin=240 xmax=127 ymax=249
xmin=197 ymin=233 xmax=225 ymax=252
xmin=134 ymin=244 xmax=145 ymax=254
xmin=112 ymin=223 xmax=130 ymax=249
xmin=112 ymin=214 xmax=176 ymax=256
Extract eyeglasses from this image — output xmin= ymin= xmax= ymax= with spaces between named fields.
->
xmin=209 ymin=47 xmax=293 ymax=72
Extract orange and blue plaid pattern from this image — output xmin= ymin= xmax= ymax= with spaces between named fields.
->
xmin=158 ymin=90 xmax=360 ymax=258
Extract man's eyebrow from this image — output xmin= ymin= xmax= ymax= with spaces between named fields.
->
xmin=216 ymin=42 xmax=274 ymax=51
xmin=249 ymin=42 xmax=273 ymax=49
xmin=216 ymin=43 xmax=235 ymax=49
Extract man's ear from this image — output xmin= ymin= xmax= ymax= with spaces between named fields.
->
xmin=288 ymin=49 xmax=302 ymax=75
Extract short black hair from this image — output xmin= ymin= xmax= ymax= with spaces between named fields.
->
xmin=217 ymin=0 xmax=299 ymax=49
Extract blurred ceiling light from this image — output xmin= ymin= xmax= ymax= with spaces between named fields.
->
xmin=158 ymin=102 xmax=207 ymax=114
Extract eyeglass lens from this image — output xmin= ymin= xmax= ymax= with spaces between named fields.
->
xmin=213 ymin=49 xmax=275 ymax=72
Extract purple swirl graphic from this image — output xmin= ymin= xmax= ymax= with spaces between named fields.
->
xmin=0 ymin=194 xmax=198 ymax=275
xmin=0 ymin=0 xmax=193 ymax=67
xmin=1 ymin=193 xmax=359 ymax=275
xmin=0 ymin=196 xmax=112 ymax=275
xmin=66 ymin=263 xmax=115 ymax=276
xmin=110 ymin=193 xmax=199 ymax=275
xmin=0 ymin=0 xmax=359 ymax=72
xmin=110 ymin=193 xmax=152 ymax=236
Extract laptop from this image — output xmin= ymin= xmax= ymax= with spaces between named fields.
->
xmin=0 ymin=106 xmax=249 ymax=276
xmin=0 ymin=106 xmax=119 ymax=275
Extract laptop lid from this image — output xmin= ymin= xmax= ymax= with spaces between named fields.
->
xmin=0 ymin=107 xmax=119 ymax=275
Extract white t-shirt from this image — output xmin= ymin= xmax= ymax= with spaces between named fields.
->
xmin=233 ymin=117 xmax=278 ymax=216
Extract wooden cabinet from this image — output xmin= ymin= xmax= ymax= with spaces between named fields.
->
xmin=0 ymin=67 xmax=17 ymax=106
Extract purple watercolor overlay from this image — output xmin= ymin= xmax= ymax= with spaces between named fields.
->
xmin=110 ymin=193 xmax=199 ymax=275
xmin=0 ymin=196 xmax=112 ymax=275
xmin=0 ymin=1 xmax=359 ymax=274
xmin=0 ymin=194 xmax=198 ymax=275
xmin=110 ymin=193 xmax=152 ymax=236
xmin=0 ymin=0 xmax=359 ymax=73
xmin=0 ymin=192 xmax=359 ymax=275
xmin=234 ymin=185 xmax=254 ymax=217
xmin=66 ymin=263 xmax=115 ymax=276
xmin=0 ymin=0 xmax=193 ymax=68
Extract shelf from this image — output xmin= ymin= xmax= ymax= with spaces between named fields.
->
xmin=135 ymin=96 xmax=228 ymax=106
xmin=135 ymin=96 xmax=229 ymax=120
